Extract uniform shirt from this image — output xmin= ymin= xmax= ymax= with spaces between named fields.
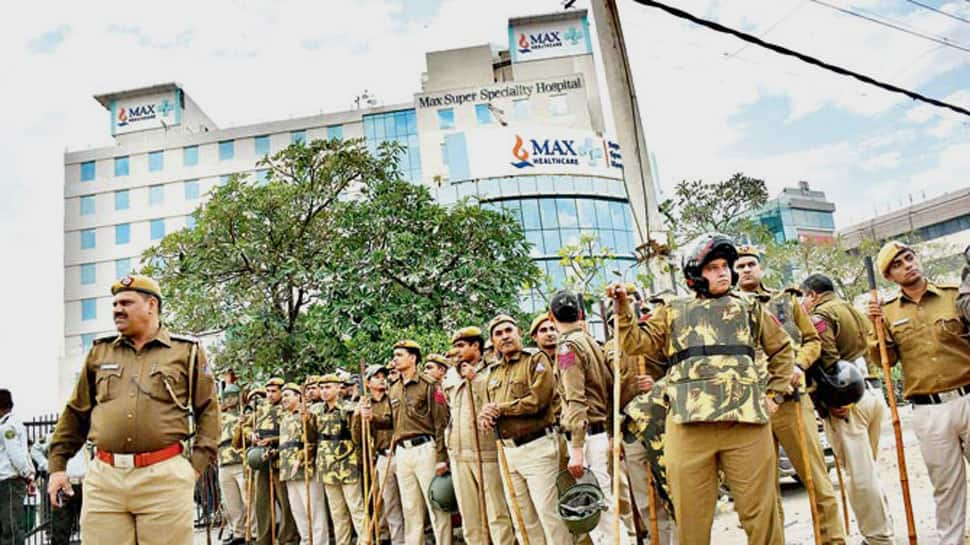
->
xmin=48 ymin=327 xmax=219 ymax=474
xmin=483 ymin=348 xmax=558 ymax=440
xmin=605 ymin=339 xmax=666 ymax=416
xmin=868 ymin=281 xmax=970 ymax=398
xmin=384 ymin=371 xmax=449 ymax=464
xmin=278 ymin=408 xmax=317 ymax=482
xmin=253 ymin=401 xmax=284 ymax=469
xmin=367 ymin=395 xmax=393 ymax=452
xmin=556 ymin=325 xmax=611 ymax=448
xmin=218 ymin=410 xmax=244 ymax=467
xmin=312 ymin=401 xmax=360 ymax=485
xmin=446 ymin=366 xmax=496 ymax=463
xmin=810 ymin=292 xmax=872 ymax=370
xmin=0 ymin=412 xmax=34 ymax=480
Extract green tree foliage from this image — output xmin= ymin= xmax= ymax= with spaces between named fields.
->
xmin=660 ymin=173 xmax=769 ymax=245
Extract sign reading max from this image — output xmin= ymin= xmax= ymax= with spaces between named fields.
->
xmin=509 ymin=13 xmax=592 ymax=63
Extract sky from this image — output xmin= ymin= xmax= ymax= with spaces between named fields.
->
xmin=0 ymin=0 xmax=967 ymax=417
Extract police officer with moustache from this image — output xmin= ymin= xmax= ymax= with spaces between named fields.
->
xmin=365 ymin=365 xmax=404 ymax=545
xmin=47 ymin=275 xmax=220 ymax=545
xmin=800 ymin=273 xmax=895 ymax=545
xmin=735 ymin=246 xmax=844 ymax=545
xmin=608 ymin=235 xmax=794 ymax=545
xmin=868 ymin=241 xmax=970 ymax=545
xmin=218 ymin=385 xmax=248 ymax=545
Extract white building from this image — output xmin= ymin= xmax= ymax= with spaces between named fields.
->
xmin=60 ymin=9 xmax=661 ymax=399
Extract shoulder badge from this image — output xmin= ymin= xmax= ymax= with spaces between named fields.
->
xmin=4 ymin=429 xmax=15 ymax=440
xmin=557 ymin=343 xmax=576 ymax=370
xmin=93 ymin=333 xmax=119 ymax=345
xmin=811 ymin=315 xmax=829 ymax=333
xmin=521 ymin=346 xmax=538 ymax=355
xmin=433 ymin=388 xmax=447 ymax=405
xmin=882 ymin=293 xmax=900 ymax=305
xmin=937 ymin=282 xmax=960 ymax=290
xmin=170 ymin=333 xmax=200 ymax=344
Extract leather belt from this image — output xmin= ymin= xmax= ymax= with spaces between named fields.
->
xmin=97 ymin=443 xmax=182 ymax=469
xmin=564 ymin=422 xmax=607 ymax=442
xmin=909 ymin=385 xmax=970 ymax=405
xmin=319 ymin=433 xmax=352 ymax=442
xmin=501 ymin=426 xmax=556 ymax=448
xmin=397 ymin=435 xmax=432 ymax=449
xmin=279 ymin=440 xmax=304 ymax=450
xmin=218 ymin=439 xmax=232 ymax=449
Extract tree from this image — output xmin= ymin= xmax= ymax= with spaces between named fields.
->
xmin=660 ymin=173 xmax=769 ymax=245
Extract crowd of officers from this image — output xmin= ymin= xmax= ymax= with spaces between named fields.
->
xmin=37 ymin=235 xmax=970 ymax=545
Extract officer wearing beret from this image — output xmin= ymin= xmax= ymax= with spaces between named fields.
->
xmin=279 ymin=383 xmax=327 ymax=545
xmin=365 ymin=365 xmax=404 ymax=545
xmin=424 ymin=354 xmax=451 ymax=384
xmin=868 ymin=240 xmax=970 ymax=545
xmin=46 ymin=275 xmax=220 ymax=545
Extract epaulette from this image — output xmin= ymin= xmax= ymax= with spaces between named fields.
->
xmin=736 ymin=290 xmax=770 ymax=304
xmin=936 ymin=282 xmax=960 ymax=290
xmin=783 ymin=286 xmax=803 ymax=297
xmin=418 ymin=372 xmax=438 ymax=386
xmin=170 ymin=333 xmax=201 ymax=344
xmin=93 ymin=333 xmax=119 ymax=345
xmin=521 ymin=346 xmax=538 ymax=356
xmin=882 ymin=293 xmax=900 ymax=305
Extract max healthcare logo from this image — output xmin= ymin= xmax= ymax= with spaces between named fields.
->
xmin=517 ymin=26 xmax=583 ymax=54
xmin=510 ymin=134 xmax=581 ymax=169
xmin=116 ymin=99 xmax=175 ymax=128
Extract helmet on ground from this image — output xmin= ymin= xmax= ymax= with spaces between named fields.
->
xmin=682 ymin=234 xmax=739 ymax=295
xmin=811 ymin=360 xmax=865 ymax=408
xmin=246 ymin=446 xmax=268 ymax=470
xmin=556 ymin=470 xmax=607 ymax=534
xmin=428 ymin=473 xmax=458 ymax=513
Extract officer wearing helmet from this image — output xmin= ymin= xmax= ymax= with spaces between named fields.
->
xmin=607 ymin=234 xmax=794 ymax=545
xmin=218 ymin=384 xmax=248 ymax=545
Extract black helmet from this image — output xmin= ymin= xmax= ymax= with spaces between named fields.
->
xmin=811 ymin=360 xmax=865 ymax=408
xmin=682 ymin=234 xmax=739 ymax=295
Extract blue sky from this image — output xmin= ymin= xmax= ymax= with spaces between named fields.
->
xmin=0 ymin=0 xmax=967 ymax=415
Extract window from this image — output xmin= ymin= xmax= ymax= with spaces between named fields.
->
xmin=114 ymin=156 xmax=129 ymax=177
xmin=80 ymin=195 xmax=95 ymax=216
xmin=184 ymin=180 xmax=200 ymax=200
xmin=512 ymin=99 xmax=530 ymax=120
xmin=183 ymin=145 xmax=199 ymax=166
xmin=363 ymin=109 xmax=421 ymax=183
xmin=186 ymin=215 xmax=197 ymax=229
xmin=475 ymin=104 xmax=492 ymax=125
xmin=548 ymin=95 xmax=569 ymax=116
xmin=80 ymin=263 xmax=96 ymax=285
xmin=80 ymin=229 xmax=96 ymax=250
xmin=81 ymin=299 xmax=97 ymax=321
xmin=219 ymin=140 xmax=235 ymax=160
xmin=255 ymin=169 xmax=269 ymax=185
xmin=254 ymin=135 xmax=270 ymax=157
xmin=149 ymin=185 xmax=164 ymax=205
xmin=148 ymin=150 xmax=164 ymax=172
xmin=80 ymin=161 xmax=95 ymax=182
xmin=291 ymin=130 xmax=306 ymax=144
xmin=219 ymin=174 xmax=231 ymax=185
xmin=437 ymin=108 xmax=455 ymax=130
xmin=114 ymin=189 xmax=129 ymax=211
xmin=327 ymin=125 xmax=343 ymax=140
xmin=150 ymin=219 xmax=165 ymax=240
xmin=81 ymin=333 xmax=96 ymax=352
xmin=115 ymin=258 xmax=131 ymax=279
xmin=115 ymin=224 xmax=130 ymax=245
xmin=556 ymin=198 xmax=578 ymax=228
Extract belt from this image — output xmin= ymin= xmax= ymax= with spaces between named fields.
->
xmin=501 ymin=426 xmax=556 ymax=448
xmin=97 ymin=443 xmax=182 ymax=469
xmin=909 ymin=385 xmax=970 ymax=405
xmin=563 ymin=422 xmax=607 ymax=442
xmin=256 ymin=430 xmax=279 ymax=440
xmin=397 ymin=435 xmax=432 ymax=449
xmin=279 ymin=440 xmax=304 ymax=450
xmin=669 ymin=345 xmax=755 ymax=366
xmin=865 ymin=378 xmax=882 ymax=390
xmin=218 ymin=439 xmax=232 ymax=449
xmin=319 ymin=433 xmax=352 ymax=442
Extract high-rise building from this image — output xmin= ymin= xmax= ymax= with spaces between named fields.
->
xmin=750 ymin=181 xmax=836 ymax=244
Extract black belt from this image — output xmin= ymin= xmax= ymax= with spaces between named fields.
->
xmin=564 ymin=422 xmax=606 ymax=442
xmin=218 ymin=439 xmax=232 ymax=449
xmin=279 ymin=440 xmax=304 ymax=450
xmin=256 ymin=430 xmax=279 ymax=439
xmin=397 ymin=435 xmax=432 ymax=448
xmin=669 ymin=345 xmax=755 ymax=366
xmin=909 ymin=385 xmax=970 ymax=405
xmin=865 ymin=378 xmax=882 ymax=390
xmin=503 ymin=426 xmax=556 ymax=447
xmin=319 ymin=433 xmax=352 ymax=442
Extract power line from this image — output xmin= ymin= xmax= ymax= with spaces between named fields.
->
xmin=808 ymin=0 xmax=970 ymax=54
xmin=630 ymin=0 xmax=970 ymax=117
xmin=724 ymin=0 xmax=806 ymax=59
xmin=902 ymin=0 xmax=970 ymax=25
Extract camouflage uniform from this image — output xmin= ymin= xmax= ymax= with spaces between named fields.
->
xmin=280 ymin=406 xmax=329 ymax=545
xmin=617 ymin=293 xmax=794 ymax=545
xmin=312 ymin=400 xmax=365 ymax=545
xmin=251 ymin=401 xmax=300 ymax=545
xmin=218 ymin=409 xmax=249 ymax=542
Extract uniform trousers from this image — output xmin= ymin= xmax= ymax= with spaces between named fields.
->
xmin=449 ymin=454 xmax=516 ymax=545
xmin=771 ymin=396 xmax=845 ymax=544
xmin=584 ymin=431 xmax=632 ymax=545
xmin=0 ymin=477 xmax=26 ymax=545
xmin=254 ymin=465 xmax=300 ymax=545
xmin=219 ymin=463 xmax=248 ymax=540
xmin=622 ymin=437 xmax=676 ymax=544
xmin=80 ymin=455 xmax=194 ymax=545
xmin=665 ymin=419 xmax=783 ymax=545
xmin=498 ymin=432 xmax=572 ymax=545
xmin=910 ymin=392 xmax=970 ymax=545
xmin=324 ymin=481 xmax=365 ymax=545
xmin=394 ymin=440 xmax=452 ymax=545
xmin=822 ymin=388 xmax=894 ymax=545
xmin=285 ymin=479 xmax=329 ymax=545
xmin=376 ymin=453 xmax=404 ymax=545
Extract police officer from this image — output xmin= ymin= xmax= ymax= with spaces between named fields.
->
xmin=315 ymin=374 xmax=365 ymax=545
xmin=479 ymin=314 xmax=572 ymax=545
xmin=218 ymin=384 xmax=248 ymax=545
xmin=0 ymin=389 xmax=34 ymax=545
xmin=424 ymin=354 xmax=451 ymax=384
xmin=447 ymin=326 xmax=516 ymax=545
xmin=800 ymin=273 xmax=895 ymax=545
xmin=735 ymin=246 xmax=844 ymax=545
xmin=529 ymin=314 xmax=558 ymax=359
xmin=366 ymin=365 xmax=404 ymax=545
xmin=609 ymin=234 xmax=794 ymax=545
xmin=47 ymin=275 xmax=219 ymax=545
xmin=868 ymin=241 xmax=970 ymax=545
xmin=279 ymin=383 xmax=327 ymax=545
xmin=249 ymin=377 xmax=300 ymax=545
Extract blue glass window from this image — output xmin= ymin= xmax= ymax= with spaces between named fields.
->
xmin=148 ymin=150 xmax=164 ymax=172
xmin=556 ymin=198 xmax=578 ymax=228
xmin=81 ymin=299 xmax=97 ymax=321
xmin=255 ymin=170 xmax=269 ymax=185
xmin=595 ymin=200 xmax=613 ymax=229
xmin=219 ymin=140 xmax=235 ymax=160
xmin=81 ymin=333 xmax=96 ymax=352
xmin=254 ymin=135 xmax=270 ymax=157
xmin=186 ymin=215 xmax=197 ymax=229
xmin=115 ymin=189 xmax=129 ymax=210
xmin=80 ymin=161 xmax=95 ymax=182
xmin=81 ymin=229 xmax=96 ymax=250
xmin=475 ymin=104 xmax=492 ymax=125
xmin=327 ymin=125 xmax=343 ymax=140
xmin=539 ymin=199 xmax=558 ymax=229
xmin=80 ymin=195 xmax=95 ymax=216
xmin=114 ymin=156 xmax=129 ymax=177
xmin=80 ymin=263 xmax=96 ymax=285
xmin=183 ymin=146 xmax=199 ymax=166
xmin=525 ymin=230 xmax=544 ymax=256
xmin=150 ymin=219 xmax=165 ymax=240
xmin=363 ymin=109 xmax=421 ymax=183
xmin=115 ymin=258 xmax=131 ymax=279
xmin=219 ymin=174 xmax=231 ymax=185
xmin=184 ymin=180 xmax=200 ymax=200
xmin=149 ymin=185 xmax=164 ymax=205
xmin=291 ymin=130 xmax=306 ymax=144
xmin=437 ymin=109 xmax=455 ymax=130
xmin=115 ymin=224 xmax=130 ymax=245
xmin=521 ymin=199 xmax=541 ymax=230
xmin=543 ymin=230 xmax=561 ymax=254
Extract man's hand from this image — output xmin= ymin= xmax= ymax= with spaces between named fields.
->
xmin=479 ymin=402 xmax=499 ymax=432
xmin=435 ymin=462 xmax=449 ymax=476
xmin=605 ymin=283 xmax=628 ymax=305
xmin=567 ymin=447 xmax=585 ymax=479
xmin=867 ymin=299 xmax=883 ymax=321
xmin=764 ymin=396 xmax=780 ymax=416
xmin=790 ymin=367 xmax=804 ymax=388
xmin=637 ymin=374 xmax=654 ymax=393
xmin=256 ymin=438 xmax=271 ymax=447
xmin=358 ymin=399 xmax=372 ymax=419
xmin=47 ymin=471 xmax=73 ymax=508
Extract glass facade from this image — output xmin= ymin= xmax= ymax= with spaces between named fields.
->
xmin=183 ymin=146 xmax=199 ymax=167
xmin=914 ymin=213 xmax=970 ymax=242
xmin=115 ymin=189 xmax=129 ymax=210
xmin=363 ymin=110 xmax=421 ymax=183
xmin=149 ymin=185 xmax=164 ymax=205
xmin=80 ymin=229 xmax=95 ymax=250
xmin=219 ymin=140 xmax=235 ymax=160
xmin=184 ymin=180 xmax=200 ymax=200
xmin=115 ymin=224 xmax=130 ymax=245
xmin=150 ymin=219 xmax=165 ymax=240
xmin=80 ymin=263 xmax=96 ymax=285
xmin=475 ymin=104 xmax=492 ymax=125
xmin=81 ymin=299 xmax=97 ymax=321
xmin=114 ymin=156 xmax=129 ymax=177
xmin=80 ymin=161 xmax=95 ymax=182
xmin=80 ymin=195 xmax=95 ymax=216
xmin=291 ymin=130 xmax=306 ymax=144
xmin=327 ymin=125 xmax=343 ymax=141
xmin=148 ymin=150 xmax=164 ymax=172
xmin=115 ymin=258 xmax=132 ymax=279
xmin=254 ymin=135 xmax=270 ymax=157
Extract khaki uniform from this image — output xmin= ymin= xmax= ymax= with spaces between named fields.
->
xmin=280 ymin=407 xmax=329 ymax=545
xmin=811 ymin=292 xmax=894 ymax=545
xmin=617 ymin=293 xmax=794 ymax=545
xmin=869 ymin=281 xmax=970 ymax=544
xmin=484 ymin=348 xmax=571 ymax=545
xmin=753 ymin=287 xmax=844 ymax=545
xmin=370 ymin=393 xmax=404 ymax=545
xmin=558 ymin=326 xmax=629 ymax=545
xmin=47 ymin=327 xmax=220 ymax=545
xmin=219 ymin=410 xmax=249 ymax=542
xmin=446 ymin=364 xmax=516 ymax=545
xmin=312 ymin=401 xmax=365 ymax=545
xmin=251 ymin=401 xmax=300 ymax=545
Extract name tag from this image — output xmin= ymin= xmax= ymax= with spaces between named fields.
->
xmin=891 ymin=318 xmax=910 ymax=327
xmin=99 ymin=363 xmax=120 ymax=371
xmin=488 ymin=379 xmax=500 ymax=389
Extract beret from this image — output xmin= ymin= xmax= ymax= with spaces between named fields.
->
xmin=111 ymin=274 xmax=162 ymax=300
